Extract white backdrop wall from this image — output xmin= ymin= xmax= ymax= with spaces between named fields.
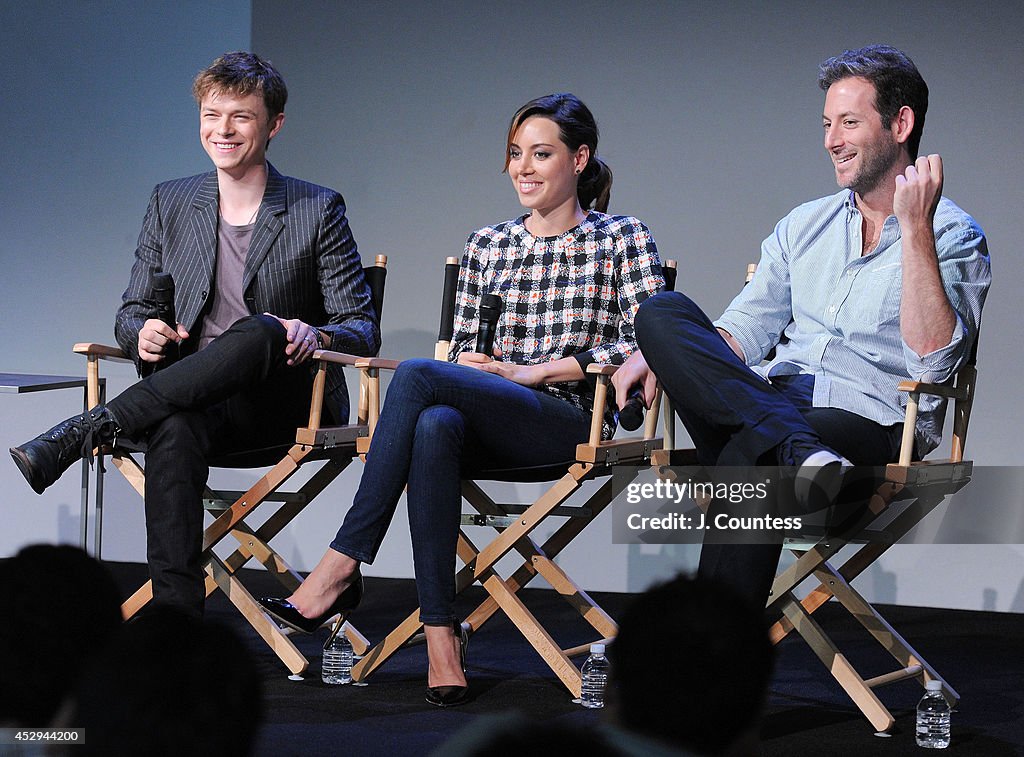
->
xmin=2 ymin=0 xmax=1021 ymax=612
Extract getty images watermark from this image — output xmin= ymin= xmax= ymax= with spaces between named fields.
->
xmin=613 ymin=466 xmax=814 ymax=544
xmin=611 ymin=465 xmax=1024 ymax=545
xmin=622 ymin=477 xmax=805 ymax=534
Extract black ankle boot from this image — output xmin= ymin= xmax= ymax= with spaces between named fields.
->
xmin=10 ymin=406 xmax=120 ymax=494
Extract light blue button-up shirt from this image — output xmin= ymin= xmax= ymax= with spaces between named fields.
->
xmin=715 ymin=189 xmax=990 ymax=456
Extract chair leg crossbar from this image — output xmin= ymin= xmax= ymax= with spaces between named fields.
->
xmin=767 ymin=476 xmax=968 ymax=732
xmin=352 ymin=462 xmax=650 ymax=696
xmin=117 ymin=443 xmax=370 ymax=675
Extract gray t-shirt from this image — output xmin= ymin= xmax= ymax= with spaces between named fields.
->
xmin=199 ymin=218 xmax=253 ymax=350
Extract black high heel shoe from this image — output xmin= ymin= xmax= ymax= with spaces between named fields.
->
xmin=425 ymin=620 xmax=470 ymax=708
xmin=259 ymin=571 xmax=363 ymax=635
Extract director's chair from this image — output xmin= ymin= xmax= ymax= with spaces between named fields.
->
xmin=651 ymin=265 xmax=980 ymax=732
xmin=74 ymin=255 xmax=388 ymax=676
xmin=764 ymin=344 xmax=977 ymax=732
xmin=349 ymin=257 xmax=677 ymax=696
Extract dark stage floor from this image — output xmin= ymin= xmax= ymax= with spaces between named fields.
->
xmin=107 ymin=562 xmax=1023 ymax=756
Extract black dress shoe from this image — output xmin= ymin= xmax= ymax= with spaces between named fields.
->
xmin=425 ymin=620 xmax=470 ymax=708
xmin=259 ymin=572 xmax=363 ymax=634
xmin=426 ymin=684 xmax=470 ymax=708
xmin=10 ymin=406 xmax=120 ymax=494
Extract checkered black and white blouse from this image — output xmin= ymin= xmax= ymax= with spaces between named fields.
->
xmin=449 ymin=211 xmax=665 ymax=437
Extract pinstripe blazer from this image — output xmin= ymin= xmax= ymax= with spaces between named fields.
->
xmin=114 ymin=164 xmax=380 ymax=421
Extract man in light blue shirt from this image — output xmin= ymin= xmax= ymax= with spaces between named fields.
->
xmin=612 ymin=45 xmax=991 ymax=605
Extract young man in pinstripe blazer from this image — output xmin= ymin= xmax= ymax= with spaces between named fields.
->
xmin=11 ymin=52 xmax=380 ymax=616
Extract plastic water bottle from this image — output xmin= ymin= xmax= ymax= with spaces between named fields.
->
xmin=322 ymin=630 xmax=353 ymax=685
xmin=916 ymin=680 xmax=951 ymax=748
xmin=580 ymin=643 xmax=609 ymax=708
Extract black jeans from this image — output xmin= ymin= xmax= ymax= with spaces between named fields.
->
xmin=107 ymin=315 xmax=321 ymax=615
xmin=635 ymin=292 xmax=902 ymax=606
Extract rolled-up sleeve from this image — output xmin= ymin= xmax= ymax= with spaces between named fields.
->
xmin=902 ymin=217 xmax=990 ymax=382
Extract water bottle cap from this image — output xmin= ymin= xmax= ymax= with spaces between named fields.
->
xmin=925 ymin=680 xmax=943 ymax=692
xmin=590 ymin=643 xmax=605 ymax=654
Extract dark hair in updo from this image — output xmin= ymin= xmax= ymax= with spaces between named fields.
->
xmin=503 ymin=93 xmax=613 ymax=213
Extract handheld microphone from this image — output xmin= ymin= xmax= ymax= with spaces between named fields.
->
xmin=613 ymin=387 xmax=646 ymax=431
xmin=153 ymin=272 xmax=176 ymax=330
xmin=152 ymin=271 xmax=179 ymax=366
xmin=475 ymin=294 xmax=502 ymax=355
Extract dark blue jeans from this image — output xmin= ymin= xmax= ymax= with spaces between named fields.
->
xmin=106 ymin=315 xmax=321 ymax=615
xmin=329 ymin=358 xmax=591 ymax=625
xmin=635 ymin=292 xmax=902 ymax=606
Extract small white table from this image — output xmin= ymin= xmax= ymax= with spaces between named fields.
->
xmin=2 ymin=372 xmax=106 ymax=555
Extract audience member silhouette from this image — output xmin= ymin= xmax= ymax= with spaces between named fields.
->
xmin=63 ymin=606 xmax=263 ymax=756
xmin=0 ymin=544 xmax=121 ymax=726
xmin=608 ymin=574 xmax=774 ymax=756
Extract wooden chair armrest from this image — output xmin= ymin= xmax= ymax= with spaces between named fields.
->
xmin=304 ymin=350 xmax=387 ymax=430
xmin=355 ymin=357 xmax=402 ymax=370
xmin=585 ymin=366 xmax=613 ymax=445
xmin=884 ymin=459 xmax=973 ymax=487
xmin=73 ymin=342 xmax=132 ymax=407
xmin=311 ymin=349 xmax=366 ymax=367
xmin=348 ymin=357 xmax=402 ymax=438
xmin=584 ymin=361 xmax=674 ymax=443
xmin=897 ymin=380 xmax=968 ymax=402
xmin=584 ymin=361 xmax=669 ymax=444
xmin=896 ymin=377 xmax=973 ymax=466
xmin=73 ymin=342 xmax=132 ymax=363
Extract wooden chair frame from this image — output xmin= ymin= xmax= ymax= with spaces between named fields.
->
xmin=761 ymin=361 xmax=976 ymax=732
xmin=75 ymin=255 xmax=388 ymax=676
xmin=348 ymin=258 xmax=677 ymax=696
xmin=651 ymin=298 xmax=980 ymax=732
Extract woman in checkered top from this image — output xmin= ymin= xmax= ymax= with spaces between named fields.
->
xmin=261 ymin=93 xmax=665 ymax=706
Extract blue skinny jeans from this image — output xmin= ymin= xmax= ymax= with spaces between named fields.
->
xmin=329 ymin=358 xmax=591 ymax=625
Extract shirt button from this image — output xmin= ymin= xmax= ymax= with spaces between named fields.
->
xmin=828 ymin=305 xmax=837 ymax=313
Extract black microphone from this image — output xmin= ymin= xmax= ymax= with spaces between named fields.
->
xmin=613 ymin=387 xmax=646 ymax=431
xmin=475 ymin=294 xmax=502 ymax=355
xmin=153 ymin=272 xmax=176 ymax=330
xmin=152 ymin=271 xmax=179 ymax=366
